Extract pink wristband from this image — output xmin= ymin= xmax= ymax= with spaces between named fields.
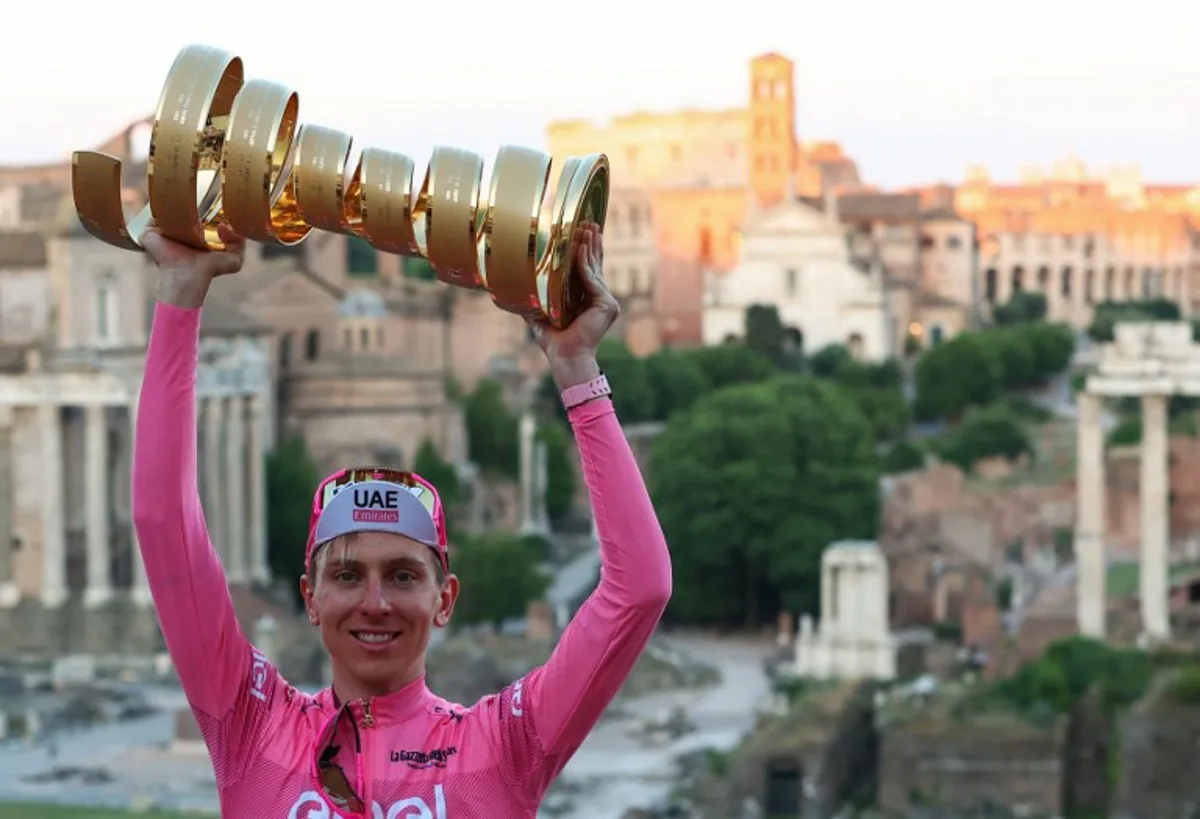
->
xmin=560 ymin=374 xmax=611 ymax=409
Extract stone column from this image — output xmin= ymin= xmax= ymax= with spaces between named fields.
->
xmin=83 ymin=405 xmax=113 ymax=607
xmin=518 ymin=411 xmax=540 ymax=535
xmin=0 ymin=407 xmax=18 ymax=607
xmin=202 ymin=397 xmax=226 ymax=565
xmin=820 ymin=562 xmax=835 ymax=630
xmin=128 ymin=394 xmax=152 ymax=606
xmin=1140 ymin=394 xmax=1170 ymax=641
xmin=1075 ymin=392 xmax=1107 ymax=638
xmin=39 ymin=403 xmax=67 ymax=608
xmin=533 ymin=438 xmax=549 ymax=531
xmin=247 ymin=395 xmax=270 ymax=584
xmin=225 ymin=397 xmax=247 ymax=584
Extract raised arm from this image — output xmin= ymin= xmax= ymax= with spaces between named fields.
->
xmin=491 ymin=225 xmax=673 ymax=803
xmin=130 ymin=225 xmax=268 ymax=742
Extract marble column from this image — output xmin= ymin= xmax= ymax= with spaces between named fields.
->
xmin=128 ymin=394 xmax=152 ymax=606
xmin=533 ymin=438 xmax=549 ymax=531
xmin=39 ymin=403 xmax=66 ymax=608
xmin=0 ymin=407 xmax=18 ymax=607
xmin=247 ymin=395 xmax=270 ymax=584
xmin=1140 ymin=394 xmax=1170 ymax=641
xmin=821 ymin=563 xmax=835 ymax=630
xmin=202 ymin=397 xmax=226 ymax=566
xmin=224 ymin=396 xmax=247 ymax=585
xmin=518 ymin=411 xmax=539 ymax=534
xmin=83 ymin=405 xmax=113 ymax=607
xmin=1075 ymin=392 xmax=1107 ymax=638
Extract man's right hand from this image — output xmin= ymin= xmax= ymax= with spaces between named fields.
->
xmin=142 ymin=222 xmax=247 ymax=309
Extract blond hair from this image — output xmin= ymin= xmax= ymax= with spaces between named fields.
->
xmin=307 ymin=533 xmax=445 ymax=586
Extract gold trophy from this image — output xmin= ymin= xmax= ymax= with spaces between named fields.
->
xmin=71 ymin=45 xmax=609 ymax=329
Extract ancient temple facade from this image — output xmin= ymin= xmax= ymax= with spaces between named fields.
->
xmin=0 ymin=210 xmax=273 ymax=614
xmin=793 ymin=539 xmax=898 ymax=680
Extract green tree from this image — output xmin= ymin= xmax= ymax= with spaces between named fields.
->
xmin=451 ymin=532 xmax=550 ymax=628
xmin=537 ymin=420 xmax=577 ymax=523
xmin=464 ymin=379 xmax=519 ymax=477
xmin=643 ymin=347 xmax=711 ymax=420
xmin=681 ymin=344 xmax=777 ymax=391
xmin=991 ymin=291 xmax=1047 ymax=325
xmin=596 ymin=337 xmax=656 ymax=423
xmin=1025 ymin=322 xmax=1076 ymax=381
xmin=935 ymin=404 xmax=1034 ymax=471
xmin=743 ymin=304 xmax=801 ymax=368
xmin=648 ymin=375 xmax=879 ymax=627
xmin=412 ymin=438 xmax=462 ymax=511
xmin=914 ymin=332 xmax=1004 ymax=421
xmin=988 ymin=327 xmax=1038 ymax=389
xmin=815 ymin=353 xmax=910 ymax=442
xmin=1088 ymin=298 xmax=1181 ymax=342
xmin=266 ymin=433 xmax=321 ymax=597
xmin=883 ymin=440 xmax=926 ymax=474
xmin=809 ymin=344 xmax=853 ymax=378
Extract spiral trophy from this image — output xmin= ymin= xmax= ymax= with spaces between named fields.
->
xmin=70 ymin=45 xmax=610 ymax=329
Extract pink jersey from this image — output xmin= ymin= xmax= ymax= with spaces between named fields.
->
xmin=131 ymin=302 xmax=673 ymax=818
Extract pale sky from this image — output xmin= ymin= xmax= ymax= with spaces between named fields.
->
xmin=4 ymin=0 xmax=1200 ymax=189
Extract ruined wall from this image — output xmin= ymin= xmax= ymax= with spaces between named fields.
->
xmin=878 ymin=711 xmax=1067 ymax=816
xmin=1061 ymin=686 xmax=1112 ymax=818
xmin=1114 ymin=670 xmax=1200 ymax=819
xmin=689 ymin=682 xmax=877 ymax=819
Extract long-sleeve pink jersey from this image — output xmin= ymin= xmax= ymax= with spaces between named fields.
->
xmin=131 ymin=301 xmax=673 ymax=818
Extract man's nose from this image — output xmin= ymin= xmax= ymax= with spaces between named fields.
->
xmin=357 ymin=575 xmax=392 ymax=615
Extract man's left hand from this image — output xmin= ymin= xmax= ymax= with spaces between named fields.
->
xmin=527 ymin=221 xmax=620 ymax=389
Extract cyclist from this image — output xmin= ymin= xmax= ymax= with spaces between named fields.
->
xmin=132 ymin=220 xmax=672 ymax=817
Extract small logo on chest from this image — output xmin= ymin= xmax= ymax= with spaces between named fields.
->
xmin=391 ymin=746 xmax=458 ymax=769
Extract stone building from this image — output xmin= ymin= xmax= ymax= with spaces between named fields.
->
xmin=703 ymin=196 xmax=895 ymax=359
xmin=0 ymin=208 xmax=271 ymax=619
xmin=942 ymin=162 xmax=1200 ymax=328
xmin=546 ymin=52 xmax=867 ymax=347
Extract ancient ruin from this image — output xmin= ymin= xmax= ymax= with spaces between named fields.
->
xmin=794 ymin=540 xmax=897 ymax=680
xmin=1078 ymin=320 xmax=1200 ymax=642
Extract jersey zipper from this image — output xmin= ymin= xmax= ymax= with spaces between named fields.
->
xmin=358 ymin=698 xmax=375 ymax=812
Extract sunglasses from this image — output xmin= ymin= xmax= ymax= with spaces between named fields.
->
xmin=307 ymin=466 xmax=448 ymax=571
xmin=311 ymin=704 xmax=368 ymax=815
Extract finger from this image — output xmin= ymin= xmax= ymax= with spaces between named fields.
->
xmin=138 ymin=227 xmax=173 ymax=267
xmin=590 ymin=224 xmax=602 ymax=263
xmin=575 ymin=238 xmax=590 ymax=275
xmin=216 ymin=222 xmax=247 ymax=252
xmin=208 ymin=251 xmax=245 ymax=278
xmin=578 ymin=254 xmax=616 ymax=308
xmin=209 ymin=224 xmax=247 ymax=277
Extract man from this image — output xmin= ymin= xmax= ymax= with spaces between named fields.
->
xmin=131 ymin=220 xmax=673 ymax=817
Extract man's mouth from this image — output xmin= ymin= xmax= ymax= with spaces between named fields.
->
xmin=351 ymin=631 xmax=399 ymax=645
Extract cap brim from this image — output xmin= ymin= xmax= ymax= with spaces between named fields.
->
xmin=312 ymin=479 xmax=440 ymax=549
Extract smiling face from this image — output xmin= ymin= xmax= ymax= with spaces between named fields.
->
xmin=300 ymin=532 xmax=458 ymax=700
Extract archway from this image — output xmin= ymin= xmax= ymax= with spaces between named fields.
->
xmin=783 ymin=326 xmax=804 ymax=356
xmin=846 ymin=332 xmax=865 ymax=360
